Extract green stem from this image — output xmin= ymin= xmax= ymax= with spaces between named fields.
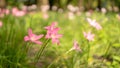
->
xmin=34 ymin=39 xmax=50 ymax=65
xmin=102 ymin=43 xmax=111 ymax=62
xmin=26 ymin=42 xmax=33 ymax=52
xmin=86 ymin=42 xmax=90 ymax=67
xmin=47 ymin=49 xmax=72 ymax=68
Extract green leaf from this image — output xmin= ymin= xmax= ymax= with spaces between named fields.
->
xmin=112 ymin=43 xmax=120 ymax=47
xmin=113 ymin=56 xmax=120 ymax=62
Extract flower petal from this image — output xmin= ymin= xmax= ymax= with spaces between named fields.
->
xmin=24 ymin=36 xmax=30 ymax=41
xmin=28 ymin=28 xmax=34 ymax=37
xmin=33 ymin=41 xmax=42 ymax=45
xmin=34 ymin=34 xmax=44 ymax=40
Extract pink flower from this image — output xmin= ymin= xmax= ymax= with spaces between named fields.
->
xmin=83 ymin=31 xmax=95 ymax=41
xmin=45 ymin=22 xmax=62 ymax=45
xmin=50 ymin=33 xmax=62 ymax=45
xmin=43 ymin=13 xmax=49 ymax=19
xmin=12 ymin=7 xmax=26 ymax=17
xmin=0 ymin=21 xmax=3 ymax=27
xmin=101 ymin=8 xmax=107 ymax=14
xmin=15 ymin=11 xmax=26 ymax=17
xmin=45 ymin=22 xmax=59 ymax=34
xmin=87 ymin=18 xmax=102 ymax=30
xmin=12 ymin=7 xmax=18 ymax=13
xmin=4 ymin=9 xmax=10 ymax=15
xmin=24 ymin=29 xmax=44 ymax=45
xmin=41 ymin=5 xmax=49 ymax=12
xmin=72 ymin=40 xmax=82 ymax=52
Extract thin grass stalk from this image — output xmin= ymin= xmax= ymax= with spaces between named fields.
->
xmin=34 ymin=39 xmax=50 ymax=65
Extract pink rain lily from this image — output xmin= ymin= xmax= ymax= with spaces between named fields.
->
xmin=50 ymin=33 xmax=62 ymax=45
xmin=83 ymin=31 xmax=95 ymax=41
xmin=87 ymin=18 xmax=102 ymax=30
xmin=0 ymin=21 xmax=3 ymax=27
xmin=45 ymin=22 xmax=62 ymax=45
xmin=66 ymin=40 xmax=82 ymax=53
xmin=72 ymin=40 xmax=82 ymax=52
xmin=45 ymin=22 xmax=59 ymax=34
xmin=24 ymin=29 xmax=44 ymax=45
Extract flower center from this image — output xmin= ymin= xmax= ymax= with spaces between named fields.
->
xmin=30 ymin=37 xmax=35 ymax=41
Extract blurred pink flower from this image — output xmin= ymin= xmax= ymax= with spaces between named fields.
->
xmin=15 ymin=11 xmax=26 ymax=17
xmin=83 ymin=31 xmax=95 ymax=41
xmin=72 ymin=40 xmax=82 ymax=52
xmin=52 ymin=5 xmax=58 ymax=11
xmin=41 ymin=5 xmax=49 ymax=12
xmin=50 ymin=33 xmax=62 ymax=45
xmin=4 ymin=9 xmax=10 ymax=15
xmin=67 ymin=4 xmax=78 ymax=12
xmin=0 ymin=13 xmax=4 ymax=17
xmin=85 ymin=12 xmax=91 ymax=17
xmin=45 ymin=22 xmax=59 ymax=34
xmin=43 ymin=13 xmax=49 ymax=19
xmin=68 ymin=12 xmax=75 ymax=20
xmin=12 ymin=7 xmax=26 ymax=17
xmin=0 ymin=21 xmax=3 ymax=27
xmin=22 ymin=5 xmax=27 ymax=12
xmin=58 ymin=8 xmax=63 ymax=13
xmin=87 ymin=18 xmax=102 ymax=30
xmin=101 ymin=8 xmax=107 ymax=14
xmin=24 ymin=28 xmax=44 ymax=45
xmin=0 ymin=8 xmax=10 ymax=17
xmin=45 ymin=22 xmax=62 ymax=45
xmin=12 ymin=7 xmax=18 ymax=13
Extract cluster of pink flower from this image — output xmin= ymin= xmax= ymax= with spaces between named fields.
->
xmin=24 ymin=22 xmax=62 ymax=45
xmin=0 ymin=8 xmax=10 ymax=17
xmin=72 ymin=31 xmax=95 ymax=52
xmin=82 ymin=18 xmax=103 ymax=42
xmin=0 ymin=7 xmax=26 ymax=17
xmin=72 ymin=18 xmax=101 ymax=52
xmin=12 ymin=7 xmax=26 ymax=17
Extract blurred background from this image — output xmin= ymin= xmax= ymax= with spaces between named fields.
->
xmin=0 ymin=0 xmax=120 ymax=12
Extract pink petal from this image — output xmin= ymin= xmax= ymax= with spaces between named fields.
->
xmin=83 ymin=32 xmax=87 ymax=37
xmin=51 ymin=22 xmax=57 ymax=27
xmin=24 ymin=36 xmax=30 ymax=41
xmin=73 ymin=40 xmax=80 ymax=50
xmin=33 ymin=41 xmax=42 ymax=45
xmin=55 ymin=34 xmax=62 ymax=38
xmin=51 ymin=27 xmax=60 ymax=33
xmin=44 ymin=26 xmax=50 ymax=30
xmin=34 ymin=34 xmax=44 ymax=40
xmin=28 ymin=28 xmax=34 ymax=37
xmin=45 ymin=34 xmax=51 ymax=38
xmin=52 ymin=38 xmax=59 ymax=44
xmin=0 ymin=21 xmax=3 ymax=27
